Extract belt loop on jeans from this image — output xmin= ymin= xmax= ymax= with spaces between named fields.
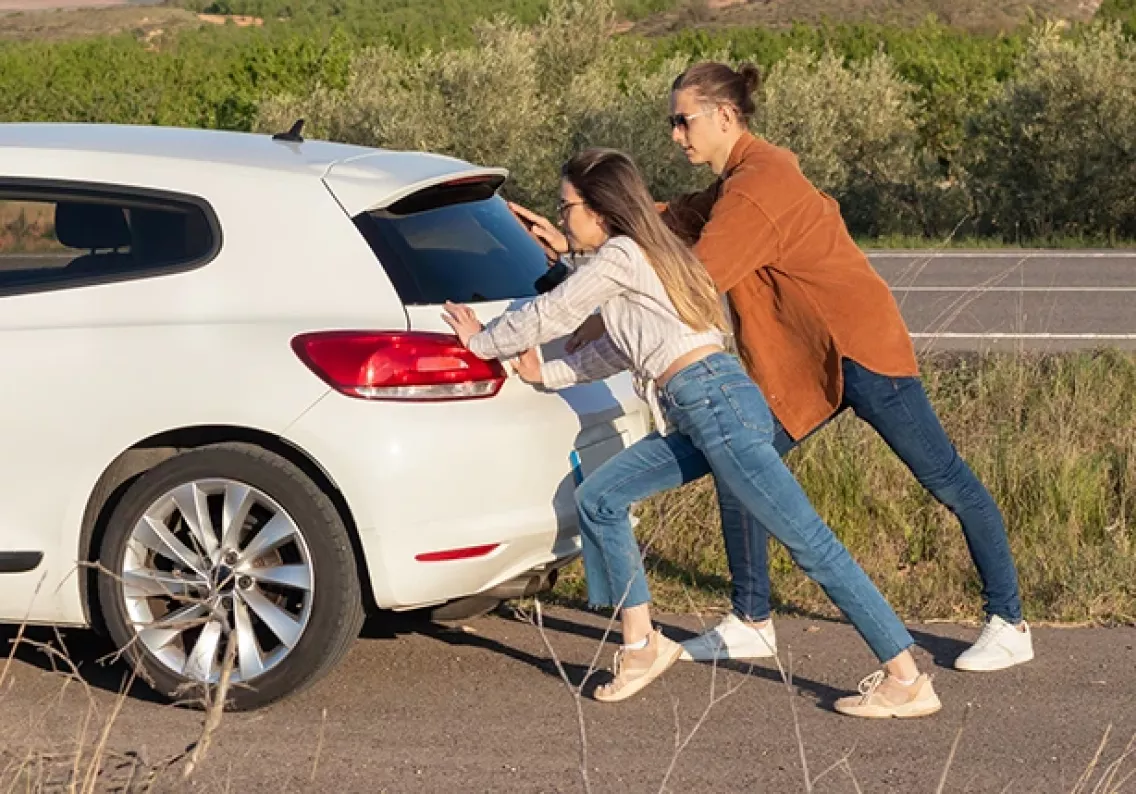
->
xmin=646 ymin=379 xmax=669 ymax=437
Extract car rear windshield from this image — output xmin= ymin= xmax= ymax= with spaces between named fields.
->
xmin=353 ymin=185 xmax=550 ymax=305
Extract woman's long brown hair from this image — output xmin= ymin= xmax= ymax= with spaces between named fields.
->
xmin=561 ymin=148 xmax=727 ymax=333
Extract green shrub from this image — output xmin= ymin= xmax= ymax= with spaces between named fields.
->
xmin=2 ymin=0 xmax=1133 ymax=243
xmin=965 ymin=22 xmax=1136 ymax=240
xmin=0 ymin=27 xmax=351 ymax=130
xmin=757 ymin=48 xmax=958 ymax=237
xmin=257 ymin=0 xmax=702 ymax=213
xmin=1099 ymin=0 xmax=1136 ymax=36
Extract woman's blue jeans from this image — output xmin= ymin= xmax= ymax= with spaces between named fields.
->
xmin=574 ymin=352 xmax=913 ymax=664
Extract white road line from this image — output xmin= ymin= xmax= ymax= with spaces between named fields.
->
xmin=891 ymin=286 xmax=1136 ymax=292
xmin=869 ymin=251 xmax=1136 ymax=259
xmin=910 ymin=332 xmax=1136 ymax=340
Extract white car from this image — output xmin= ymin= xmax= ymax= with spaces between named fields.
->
xmin=0 ymin=121 xmax=648 ymax=709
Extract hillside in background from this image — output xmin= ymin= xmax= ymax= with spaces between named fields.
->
xmin=0 ymin=5 xmax=200 ymax=43
xmin=628 ymin=0 xmax=1104 ymax=36
xmin=0 ymin=0 xmax=1127 ymax=45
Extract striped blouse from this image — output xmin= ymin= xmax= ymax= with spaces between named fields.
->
xmin=468 ymin=235 xmax=725 ymax=432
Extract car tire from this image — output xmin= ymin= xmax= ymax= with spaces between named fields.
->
xmin=96 ymin=443 xmax=364 ymax=710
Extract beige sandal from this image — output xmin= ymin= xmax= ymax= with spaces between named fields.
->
xmin=594 ymin=629 xmax=683 ymax=703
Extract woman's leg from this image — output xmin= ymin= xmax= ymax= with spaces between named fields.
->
xmin=574 ymin=428 xmax=713 ymax=701
xmin=662 ymin=354 xmax=939 ymax=717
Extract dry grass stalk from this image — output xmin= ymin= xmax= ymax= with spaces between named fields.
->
xmin=935 ymin=703 xmax=974 ymax=794
xmin=1 ymin=572 xmax=47 ymax=695
xmin=1071 ymin=727 xmax=1136 ymax=794
xmin=311 ymin=707 xmax=328 ymax=782
xmin=657 ymin=591 xmax=754 ymax=792
xmin=524 ymin=597 xmax=613 ymax=794
xmin=78 ymin=671 xmax=135 ymax=794
xmin=182 ymin=633 xmax=237 ymax=780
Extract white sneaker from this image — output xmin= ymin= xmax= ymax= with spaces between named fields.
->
xmin=679 ymin=614 xmax=777 ymax=662
xmin=954 ymin=615 xmax=1035 ymax=672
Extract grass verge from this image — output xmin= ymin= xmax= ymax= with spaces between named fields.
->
xmin=629 ymin=0 xmax=1101 ymax=35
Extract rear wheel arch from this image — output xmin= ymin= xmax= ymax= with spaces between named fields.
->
xmin=78 ymin=425 xmax=376 ymax=631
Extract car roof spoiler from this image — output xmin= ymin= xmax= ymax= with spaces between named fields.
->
xmin=323 ymin=153 xmax=509 ymax=216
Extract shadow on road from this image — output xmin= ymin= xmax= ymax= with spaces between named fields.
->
xmin=0 ymin=623 xmax=168 ymax=705
xmin=2 ymin=609 xmax=971 ymax=709
xmin=908 ymin=626 xmax=972 ymax=669
xmin=364 ymin=607 xmax=853 ymax=709
xmin=640 ymin=553 xmax=842 ymax=624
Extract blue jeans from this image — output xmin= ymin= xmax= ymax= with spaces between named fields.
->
xmin=575 ymin=352 xmax=914 ymax=664
xmin=719 ymin=357 xmax=1023 ymax=624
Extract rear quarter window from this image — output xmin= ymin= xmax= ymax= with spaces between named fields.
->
xmin=0 ymin=181 xmax=219 ymax=295
xmin=353 ymin=189 xmax=550 ymax=305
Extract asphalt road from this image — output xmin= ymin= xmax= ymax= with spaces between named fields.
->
xmin=869 ymin=250 xmax=1136 ymax=352
xmin=2 ymin=610 xmax=1134 ymax=792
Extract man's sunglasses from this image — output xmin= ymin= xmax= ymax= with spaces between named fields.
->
xmin=666 ymin=108 xmax=716 ymax=130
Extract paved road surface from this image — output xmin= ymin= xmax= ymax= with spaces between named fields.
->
xmin=869 ymin=250 xmax=1136 ymax=352
xmin=2 ymin=610 xmax=1134 ymax=792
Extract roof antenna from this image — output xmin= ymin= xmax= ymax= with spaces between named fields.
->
xmin=272 ymin=119 xmax=305 ymax=143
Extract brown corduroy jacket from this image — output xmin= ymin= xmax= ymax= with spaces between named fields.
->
xmin=660 ymin=132 xmax=919 ymax=439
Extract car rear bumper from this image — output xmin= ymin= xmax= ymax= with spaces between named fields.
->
xmin=282 ymin=379 xmax=648 ymax=610
xmin=453 ymin=545 xmax=578 ymax=603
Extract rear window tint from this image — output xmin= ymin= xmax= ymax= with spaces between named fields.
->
xmin=354 ymin=193 xmax=550 ymax=305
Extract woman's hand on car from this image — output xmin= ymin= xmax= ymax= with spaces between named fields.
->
xmin=508 ymin=201 xmax=569 ymax=262
xmin=510 ymin=348 xmax=543 ymax=385
xmin=442 ymin=301 xmax=483 ymax=347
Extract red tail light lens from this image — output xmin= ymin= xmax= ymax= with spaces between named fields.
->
xmin=291 ymin=331 xmax=506 ymax=401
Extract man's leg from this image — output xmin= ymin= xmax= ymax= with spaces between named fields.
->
xmin=839 ymin=357 xmax=1033 ymax=671
xmin=681 ymin=422 xmax=802 ymax=662
xmin=717 ymin=422 xmax=798 ymax=621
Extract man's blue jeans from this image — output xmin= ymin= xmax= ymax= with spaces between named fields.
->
xmin=719 ymin=357 xmax=1023 ymax=624
xmin=574 ymin=352 xmax=914 ymax=664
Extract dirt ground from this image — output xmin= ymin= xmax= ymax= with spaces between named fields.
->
xmin=0 ymin=0 xmax=134 ymax=9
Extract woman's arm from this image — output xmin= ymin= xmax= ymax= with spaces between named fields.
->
xmin=444 ymin=241 xmax=632 ymax=360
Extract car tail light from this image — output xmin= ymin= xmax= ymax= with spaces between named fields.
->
xmin=291 ymin=331 xmax=506 ymax=401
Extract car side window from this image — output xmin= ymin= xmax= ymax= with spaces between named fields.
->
xmin=0 ymin=184 xmax=218 ymax=294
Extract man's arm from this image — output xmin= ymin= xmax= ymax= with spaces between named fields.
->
xmin=658 ymin=183 xmax=720 ymax=246
xmin=541 ymin=333 xmax=631 ymax=389
xmin=690 ymin=188 xmax=781 ymax=293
